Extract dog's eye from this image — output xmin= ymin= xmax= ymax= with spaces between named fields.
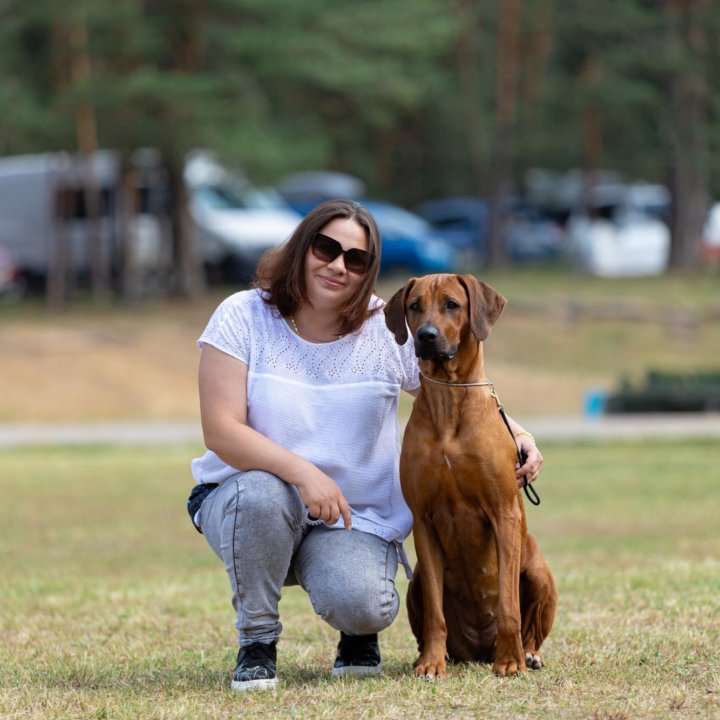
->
xmin=409 ymin=301 xmax=421 ymax=312
xmin=446 ymin=300 xmax=460 ymax=310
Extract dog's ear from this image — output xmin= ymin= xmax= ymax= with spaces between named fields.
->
xmin=384 ymin=279 xmax=415 ymax=344
xmin=458 ymin=275 xmax=506 ymax=341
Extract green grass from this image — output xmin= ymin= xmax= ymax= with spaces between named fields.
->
xmin=1 ymin=440 xmax=719 ymax=719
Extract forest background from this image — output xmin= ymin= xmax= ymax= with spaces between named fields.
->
xmin=0 ymin=0 xmax=718 ymax=291
xmin=2 ymin=5 xmax=720 ymax=717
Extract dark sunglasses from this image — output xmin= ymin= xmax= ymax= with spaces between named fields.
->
xmin=311 ymin=233 xmax=375 ymax=275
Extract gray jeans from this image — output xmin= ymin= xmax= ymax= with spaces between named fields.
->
xmin=198 ymin=470 xmax=400 ymax=647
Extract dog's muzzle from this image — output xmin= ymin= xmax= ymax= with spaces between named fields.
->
xmin=414 ymin=324 xmax=457 ymax=361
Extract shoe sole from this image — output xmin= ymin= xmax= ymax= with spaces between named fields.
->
xmin=231 ymin=677 xmax=279 ymax=692
xmin=332 ymin=663 xmax=382 ymax=678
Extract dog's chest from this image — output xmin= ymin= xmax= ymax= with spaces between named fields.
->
xmin=403 ymin=397 xmax=514 ymax=486
xmin=402 ymin=422 xmax=503 ymax=500
xmin=430 ymin=499 xmax=501 ymax=594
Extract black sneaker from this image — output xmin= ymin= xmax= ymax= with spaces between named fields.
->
xmin=332 ymin=632 xmax=382 ymax=677
xmin=231 ymin=641 xmax=278 ymax=691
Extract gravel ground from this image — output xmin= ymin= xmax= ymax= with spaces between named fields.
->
xmin=1 ymin=413 xmax=719 ymax=448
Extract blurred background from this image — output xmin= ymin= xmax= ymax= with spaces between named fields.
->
xmin=0 ymin=0 xmax=719 ymax=425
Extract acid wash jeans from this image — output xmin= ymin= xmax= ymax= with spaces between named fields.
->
xmin=198 ymin=470 xmax=401 ymax=647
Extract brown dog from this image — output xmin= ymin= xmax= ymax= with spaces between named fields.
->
xmin=384 ymin=274 xmax=557 ymax=679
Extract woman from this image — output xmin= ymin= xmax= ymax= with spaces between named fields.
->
xmin=188 ymin=199 xmax=542 ymax=691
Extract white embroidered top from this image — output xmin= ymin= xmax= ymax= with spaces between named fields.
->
xmin=191 ymin=288 xmax=420 ymax=544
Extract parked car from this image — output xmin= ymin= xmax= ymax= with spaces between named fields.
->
xmin=0 ymin=150 xmax=174 ymax=294
xmin=276 ymin=173 xmax=460 ymax=274
xmin=0 ymin=151 xmax=121 ymax=286
xmin=701 ymin=202 xmax=720 ymax=262
xmin=186 ymin=153 xmax=302 ymax=282
xmin=505 ymin=200 xmax=566 ymax=262
xmin=415 ymin=196 xmax=564 ymax=264
xmin=413 ymin=197 xmax=488 ymax=265
xmin=360 ymin=200 xmax=459 ymax=274
xmin=0 ymin=243 xmax=23 ymax=300
xmin=566 ymin=183 xmax=671 ymax=277
xmin=276 ymin=171 xmax=366 ymax=209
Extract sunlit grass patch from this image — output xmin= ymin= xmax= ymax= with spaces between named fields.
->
xmin=1 ymin=440 xmax=719 ymax=719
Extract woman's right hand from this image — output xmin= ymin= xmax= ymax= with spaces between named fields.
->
xmin=294 ymin=463 xmax=353 ymax=530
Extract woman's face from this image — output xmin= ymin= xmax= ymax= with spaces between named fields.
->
xmin=303 ymin=217 xmax=370 ymax=311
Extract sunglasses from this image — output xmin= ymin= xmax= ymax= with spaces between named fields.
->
xmin=310 ymin=233 xmax=375 ymax=275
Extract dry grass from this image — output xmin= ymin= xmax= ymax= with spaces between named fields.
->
xmin=0 ymin=296 xmax=212 ymax=422
xmin=2 ymin=268 xmax=719 ymax=717
xmin=2 ymin=268 xmax=720 ymax=422
xmin=1 ymin=439 xmax=719 ymax=719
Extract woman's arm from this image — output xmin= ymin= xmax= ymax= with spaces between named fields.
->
xmin=199 ymin=345 xmax=352 ymax=528
xmin=504 ymin=414 xmax=543 ymax=487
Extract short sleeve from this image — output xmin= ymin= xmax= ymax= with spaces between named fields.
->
xmin=197 ymin=292 xmax=251 ymax=363
xmin=398 ymin=336 xmax=420 ymax=393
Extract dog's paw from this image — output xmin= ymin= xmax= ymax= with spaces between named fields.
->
xmin=492 ymin=657 xmax=526 ymax=677
xmin=414 ymin=654 xmax=447 ymax=681
xmin=525 ymin=652 xmax=544 ymax=670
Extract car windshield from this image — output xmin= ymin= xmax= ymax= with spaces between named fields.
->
xmin=194 ymin=182 xmax=286 ymax=211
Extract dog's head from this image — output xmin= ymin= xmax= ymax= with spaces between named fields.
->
xmin=384 ymin=274 xmax=506 ymax=361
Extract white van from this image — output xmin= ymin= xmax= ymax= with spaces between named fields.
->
xmin=567 ymin=183 xmax=671 ymax=277
xmin=185 ymin=152 xmax=301 ymax=281
xmin=0 ymin=152 xmax=120 ymax=280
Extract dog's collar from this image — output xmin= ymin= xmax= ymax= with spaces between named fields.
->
xmin=419 ymin=373 xmax=494 ymax=389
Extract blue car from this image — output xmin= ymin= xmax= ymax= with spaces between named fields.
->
xmin=360 ymin=201 xmax=458 ymax=274
xmin=415 ymin=196 xmax=564 ymax=263
xmin=414 ymin=197 xmax=489 ymax=263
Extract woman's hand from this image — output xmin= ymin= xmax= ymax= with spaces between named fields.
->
xmin=293 ymin=463 xmax=353 ymax=530
xmin=515 ymin=432 xmax=543 ymax=488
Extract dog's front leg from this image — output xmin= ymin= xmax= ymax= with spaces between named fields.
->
xmin=412 ymin=520 xmax=448 ymax=680
xmin=492 ymin=507 xmax=526 ymax=676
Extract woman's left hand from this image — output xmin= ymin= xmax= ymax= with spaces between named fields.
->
xmin=515 ymin=434 xmax=543 ymax=488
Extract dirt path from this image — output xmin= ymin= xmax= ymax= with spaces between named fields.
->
xmin=2 ymin=413 xmax=719 ymax=448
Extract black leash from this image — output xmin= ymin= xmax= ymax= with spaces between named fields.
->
xmin=498 ymin=405 xmax=541 ymax=506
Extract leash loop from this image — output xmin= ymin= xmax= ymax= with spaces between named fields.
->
xmin=498 ymin=405 xmax=541 ymax=506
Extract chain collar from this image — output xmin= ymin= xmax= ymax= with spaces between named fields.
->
xmin=419 ymin=372 xmax=494 ymax=388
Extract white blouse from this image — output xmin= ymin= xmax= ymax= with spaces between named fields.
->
xmin=191 ymin=288 xmax=419 ymax=545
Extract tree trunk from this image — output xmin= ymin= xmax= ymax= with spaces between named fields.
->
xmin=165 ymin=1 xmax=206 ymax=298
xmin=47 ymin=174 xmax=71 ymax=309
xmin=521 ymin=0 xmax=554 ymax=108
xmin=68 ymin=14 xmax=110 ymax=299
xmin=46 ymin=23 xmax=71 ymax=308
xmin=167 ymin=155 xmax=204 ymax=298
xmin=666 ymin=0 xmax=709 ymax=270
xmin=487 ymin=0 xmax=520 ymax=267
xmin=580 ymin=57 xmax=603 ymax=213
xmin=454 ymin=0 xmax=487 ymax=199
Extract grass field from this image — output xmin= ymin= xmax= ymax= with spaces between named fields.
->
xmin=1 ymin=439 xmax=719 ymax=719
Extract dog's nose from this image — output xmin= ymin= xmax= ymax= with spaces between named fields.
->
xmin=417 ymin=325 xmax=439 ymax=344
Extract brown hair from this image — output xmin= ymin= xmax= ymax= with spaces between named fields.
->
xmin=253 ymin=199 xmax=382 ymax=336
